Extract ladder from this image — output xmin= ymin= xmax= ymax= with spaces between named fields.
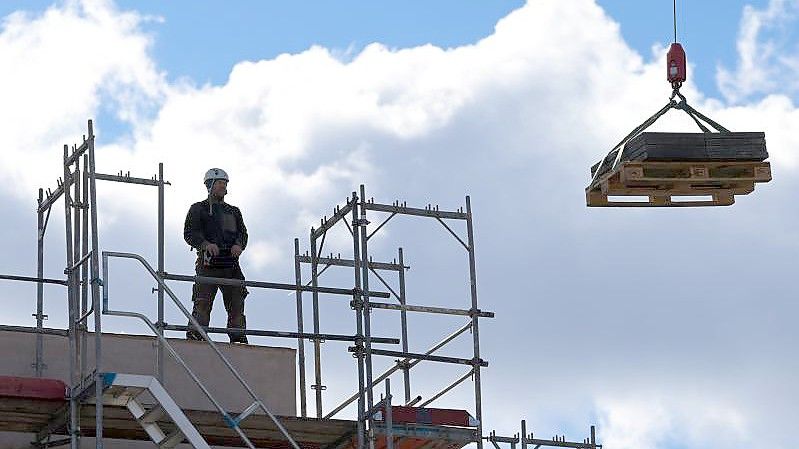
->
xmin=102 ymin=251 xmax=302 ymax=449
xmin=101 ymin=372 xmax=211 ymax=449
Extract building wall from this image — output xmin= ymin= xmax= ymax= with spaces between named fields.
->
xmin=0 ymin=329 xmax=296 ymax=448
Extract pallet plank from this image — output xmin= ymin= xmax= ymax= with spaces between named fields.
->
xmin=587 ymin=159 xmax=770 ymax=207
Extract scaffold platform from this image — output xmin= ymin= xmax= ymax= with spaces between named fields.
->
xmin=0 ymin=376 xmax=477 ymax=449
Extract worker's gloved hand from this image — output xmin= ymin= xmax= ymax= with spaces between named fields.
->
xmin=231 ymin=244 xmax=243 ymax=258
xmin=205 ymin=243 xmax=220 ymax=256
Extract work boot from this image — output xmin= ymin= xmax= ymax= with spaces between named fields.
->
xmin=228 ymin=314 xmax=248 ymax=344
xmin=231 ymin=335 xmax=249 ymax=344
xmin=187 ymin=299 xmax=212 ymax=341
xmin=186 ymin=329 xmax=204 ymax=341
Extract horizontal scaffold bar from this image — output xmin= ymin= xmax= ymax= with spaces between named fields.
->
xmin=0 ymin=324 xmax=69 ymax=336
xmin=523 ymin=438 xmax=597 ymax=449
xmin=95 ymin=172 xmax=165 ymax=187
xmin=364 ymin=202 xmax=468 ymax=220
xmin=38 ymin=171 xmax=167 ymax=214
xmin=296 ymin=255 xmax=408 ymax=272
xmin=487 ymin=435 xmax=519 ymax=444
xmin=0 ymin=274 xmax=68 ymax=286
xmin=369 ymin=301 xmax=494 ymax=318
xmin=360 ymin=348 xmax=488 ymax=367
xmin=373 ymin=422 xmax=479 ymax=441
xmin=38 ymin=182 xmax=67 ymax=214
xmin=311 ymin=201 xmax=354 ymax=239
xmin=163 ymin=324 xmax=400 ymax=344
xmin=162 ymin=272 xmax=391 ymax=298
xmin=64 ymin=140 xmax=89 ymax=167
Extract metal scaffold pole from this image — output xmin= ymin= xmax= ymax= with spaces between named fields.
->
xmin=466 ymin=196 xmax=484 ymax=449
xmin=397 ymin=247 xmax=411 ymax=403
xmin=350 ymin=191 xmax=367 ymax=449
xmin=87 ymin=120 xmax=105 ymax=449
xmin=81 ymin=155 xmax=90 ymax=379
xmin=310 ymin=227 xmax=325 ymax=418
xmin=63 ymin=144 xmax=79 ymax=449
xmin=294 ymin=238 xmax=308 ymax=417
xmin=74 ymin=160 xmax=86 ymax=381
xmin=35 ymin=188 xmax=45 ymax=377
xmin=358 ymin=184 xmax=376 ymax=449
xmin=157 ymin=162 xmax=165 ymax=383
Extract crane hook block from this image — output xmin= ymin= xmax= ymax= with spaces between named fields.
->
xmin=667 ymin=42 xmax=686 ymax=88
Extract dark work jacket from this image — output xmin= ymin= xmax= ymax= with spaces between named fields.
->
xmin=184 ymin=199 xmax=248 ymax=255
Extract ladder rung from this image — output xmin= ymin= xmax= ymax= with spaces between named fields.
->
xmin=235 ymin=400 xmax=262 ymax=424
xmin=159 ymin=429 xmax=185 ymax=449
xmin=127 ymin=397 xmax=167 ymax=443
xmin=105 ymin=385 xmax=145 ymax=401
xmin=121 ymin=385 xmax=145 ymax=395
xmin=140 ymin=404 xmax=166 ymax=424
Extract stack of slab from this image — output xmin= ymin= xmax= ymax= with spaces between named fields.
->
xmin=586 ymin=132 xmax=771 ymax=207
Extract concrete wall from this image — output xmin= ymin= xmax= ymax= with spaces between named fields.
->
xmin=0 ymin=329 xmax=296 ymax=448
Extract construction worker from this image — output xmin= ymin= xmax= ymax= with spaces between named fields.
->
xmin=183 ymin=168 xmax=249 ymax=343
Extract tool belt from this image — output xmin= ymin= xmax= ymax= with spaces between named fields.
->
xmin=202 ymin=247 xmax=237 ymax=269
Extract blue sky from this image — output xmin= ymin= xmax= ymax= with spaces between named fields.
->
xmin=124 ymin=0 xmax=764 ymax=98
xmin=0 ymin=1 xmax=771 ymax=97
xmin=0 ymin=2 xmax=798 ymax=449
xmin=0 ymin=0 xmax=783 ymax=142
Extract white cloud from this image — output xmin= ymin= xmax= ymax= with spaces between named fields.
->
xmin=717 ymin=0 xmax=799 ymax=103
xmin=0 ymin=0 xmax=165 ymax=196
xmin=597 ymin=392 xmax=748 ymax=449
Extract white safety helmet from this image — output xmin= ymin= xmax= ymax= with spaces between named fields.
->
xmin=204 ymin=168 xmax=229 ymax=192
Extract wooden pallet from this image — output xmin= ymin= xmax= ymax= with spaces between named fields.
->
xmin=586 ymin=160 xmax=772 ymax=207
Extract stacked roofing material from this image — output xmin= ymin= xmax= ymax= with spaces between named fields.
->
xmin=590 ymin=132 xmax=768 ymax=179
xmin=586 ymin=132 xmax=771 ymax=207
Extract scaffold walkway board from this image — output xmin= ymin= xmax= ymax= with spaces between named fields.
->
xmin=586 ymin=160 xmax=772 ymax=207
xmin=0 ymin=376 xmax=477 ymax=449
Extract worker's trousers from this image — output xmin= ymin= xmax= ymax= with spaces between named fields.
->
xmin=186 ymin=261 xmax=249 ymax=343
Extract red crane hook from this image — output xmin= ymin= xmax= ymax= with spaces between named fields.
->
xmin=667 ymin=42 xmax=686 ymax=90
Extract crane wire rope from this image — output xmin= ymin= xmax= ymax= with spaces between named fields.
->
xmin=587 ymin=0 xmax=731 ymax=187
xmin=673 ymin=0 xmax=677 ymax=43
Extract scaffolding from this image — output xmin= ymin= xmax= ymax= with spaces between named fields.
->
xmin=0 ymin=120 xmax=601 ymax=449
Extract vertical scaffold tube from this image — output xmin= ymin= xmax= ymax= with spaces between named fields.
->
xmin=87 ymin=120 xmax=104 ymax=449
xmin=310 ymin=228 xmax=324 ymax=418
xmin=74 ymin=164 xmax=85 ymax=380
xmin=385 ymin=378 xmax=394 ymax=449
xmin=157 ymin=162 xmax=165 ymax=383
xmin=397 ymin=248 xmax=410 ymax=403
xmin=82 ymin=156 xmax=89 ymax=317
xmin=294 ymin=238 xmax=308 ymax=417
xmin=81 ymin=156 xmax=89 ymax=379
xmin=35 ymin=188 xmax=45 ymax=377
xmin=465 ymin=196 xmax=483 ymax=449
xmin=351 ymin=192 xmax=367 ymax=449
xmin=358 ymin=185 xmax=375 ymax=449
xmin=521 ymin=420 xmax=527 ymax=449
xmin=63 ymin=145 xmax=78 ymax=449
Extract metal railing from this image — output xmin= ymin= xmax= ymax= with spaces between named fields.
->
xmin=103 ymin=251 xmax=301 ymax=449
